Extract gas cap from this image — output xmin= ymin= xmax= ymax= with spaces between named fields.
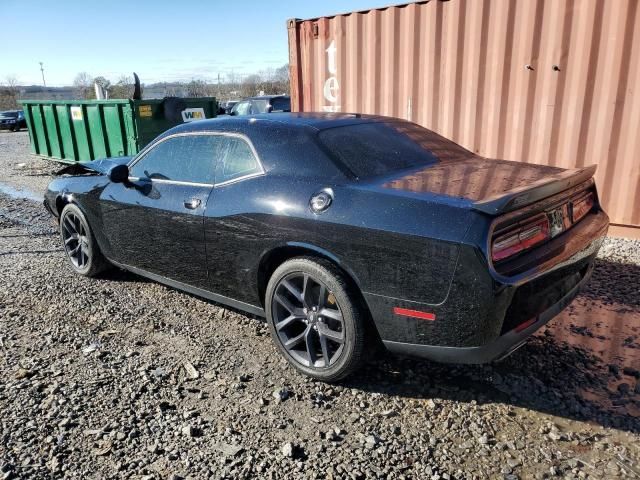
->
xmin=309 ymin=188 xmax=333 ymax=214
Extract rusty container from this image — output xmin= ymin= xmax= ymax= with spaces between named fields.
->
xmin=288 ymin=0 xmax=640 ymax=237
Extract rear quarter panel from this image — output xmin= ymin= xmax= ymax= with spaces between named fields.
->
xmin=204 ymin=175 xmax=474 ymax=308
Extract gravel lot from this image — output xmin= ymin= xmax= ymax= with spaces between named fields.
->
xmin=1 ymin=130 xmax=639 ymax=479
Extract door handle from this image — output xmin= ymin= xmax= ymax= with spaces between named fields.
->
xmin=183 ymin=198 xmax=201 ymax=209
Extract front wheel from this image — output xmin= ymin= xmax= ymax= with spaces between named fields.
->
xmin=59 ymin=204 xmax=109 ymax=277
xmin=265 ymin=257 xmax=368 ymax=381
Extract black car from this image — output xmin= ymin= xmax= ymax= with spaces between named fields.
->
xmin=216 ymin=100 xmax=240 ymax=116
xmin=223 ymin=100 xmax=239 ymax=115
xmin=230 ymin=95 xmax=290 ymax=116
xmin=44 ymin=113 xmax=609 ymax=381
xmin=0 ymin=110 xmax=26 ymax=131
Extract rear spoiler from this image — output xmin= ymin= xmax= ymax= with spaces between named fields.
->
xmin=472 ymin=165 xmax=597 ymax=215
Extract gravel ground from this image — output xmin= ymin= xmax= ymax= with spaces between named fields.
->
xmin=1 ymin=130 xmax=639 ymax=479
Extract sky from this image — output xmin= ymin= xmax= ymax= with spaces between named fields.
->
xmin=1 ymin=0 xmax=405 ymax=87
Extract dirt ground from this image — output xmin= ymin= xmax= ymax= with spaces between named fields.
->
xmin=0 ymin=130 xmax=639 ymax=479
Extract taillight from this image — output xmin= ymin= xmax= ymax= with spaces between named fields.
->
xmin=572 ymin=192 xmax=594 ymax=223
xmin=492 ymin=215 xmax=550 ymax=262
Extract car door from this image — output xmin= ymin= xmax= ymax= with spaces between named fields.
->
xmin=204 ymin=134 xmax=266 ymax=300
xmin=100 ymin=133 xmax=224 ymax=288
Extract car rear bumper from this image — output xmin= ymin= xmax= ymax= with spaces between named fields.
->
xmin=382 ymin=262 xmax=593 ymax=363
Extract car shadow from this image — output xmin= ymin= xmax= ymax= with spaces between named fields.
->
xmin=99 ymin=267 xmax=151 ymax=284
xmin=345 ymin=334 xmax=638 ymax=434
xmin=99 ymin=267 xmax=265 ymax=319
xmin=580 ymin=258 xmax=640 ymax=309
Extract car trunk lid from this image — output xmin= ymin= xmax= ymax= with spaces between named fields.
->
xmin=377 ymin=156 xmax=596 ymax=216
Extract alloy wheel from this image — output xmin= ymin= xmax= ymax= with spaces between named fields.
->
xmin=61 ymin=212 xmax=90 ymax=269
xmin=272 ymin=272 xmax=345 ymax=368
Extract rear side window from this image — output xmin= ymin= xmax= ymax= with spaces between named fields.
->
xmin=216 ymin=136 xmax=262 ymax=184
xmin=319 ymin=122 xmax=459 ymax=178
xmin=130 ymin=135 xmax=222 ymax=184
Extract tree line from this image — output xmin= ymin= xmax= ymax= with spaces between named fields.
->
xmin=71 ymin=64 xmax=290 ymax=102
xmin=0 ymin=76 xmax=20 ymax=110
xmin=0 ymin=64 xmax=290 ymax=111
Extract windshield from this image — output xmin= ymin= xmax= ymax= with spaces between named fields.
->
xmin=0 ymin=111 xmax=18 ymax=118
xmin=319 ymin=122 xmax=461 ymax=178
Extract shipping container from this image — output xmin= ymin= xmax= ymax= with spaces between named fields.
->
xmin=288 ymin=0 xmax=640 ymax=237
xmin=20 ymin=97 xmax=218 ymax=163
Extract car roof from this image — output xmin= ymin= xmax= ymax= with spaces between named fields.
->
xmin=246 ymin=95 xmax=289 ymax=100
xmin=171 ymin=112 xmax=396 ymax=135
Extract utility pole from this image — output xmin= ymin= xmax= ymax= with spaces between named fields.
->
xmin=39 ymin=62 xmax=46 ymax=87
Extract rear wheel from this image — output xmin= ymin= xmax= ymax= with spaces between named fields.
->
xmin=59 ymin=204 xmax=109 ymax=277
xmin=265 ymin=257 xmax=367 ymax=381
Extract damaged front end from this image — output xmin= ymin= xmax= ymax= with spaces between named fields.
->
xmin=56 ymin=156 xmax=133 ymax=177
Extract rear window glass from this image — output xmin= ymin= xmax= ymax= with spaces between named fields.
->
xmin=271 ymin=97 xmax=290 ymax=112
xmin=319 ymin=122 xmax=455 ymax=178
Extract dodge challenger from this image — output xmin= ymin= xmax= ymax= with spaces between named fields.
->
xmin=44 ymin=113 xmax=609 ymax=381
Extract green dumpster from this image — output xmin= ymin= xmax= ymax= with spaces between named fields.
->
xmin=19 ymin=97 xmax=218 ymax=163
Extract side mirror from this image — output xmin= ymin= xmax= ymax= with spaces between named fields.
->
xmin=108 ymin=164 xmax=129 ymax=183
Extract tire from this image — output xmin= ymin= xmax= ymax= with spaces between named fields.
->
xmin=265 ymin=257 xmax=367 ymax=381
xmin=59 ymin=203 xmax=109 ymax=277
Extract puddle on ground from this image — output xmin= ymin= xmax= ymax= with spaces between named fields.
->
xmin=545 ymin=296 xmax=640 ymax=416
xmin=0 ymin=182 xmax=42 ymax=202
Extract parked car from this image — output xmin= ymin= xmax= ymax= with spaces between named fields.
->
xmin=223 ymin=100 xmax=239 ymax=114
xmin=216 ymin=100 xmax=239 ymax=116
xmin=0 ymin=110 xmax=26 ymax=131
xmin=44 ymin=113 xmax=608 ymax=381
xmin=230 ymin=95 xmax=290 ymax=116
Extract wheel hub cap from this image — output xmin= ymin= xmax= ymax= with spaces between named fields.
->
xmin=61 ymin=212 xmax=90 ymax=269
xmin=272 ymin=273 xmax=345 ymax=369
